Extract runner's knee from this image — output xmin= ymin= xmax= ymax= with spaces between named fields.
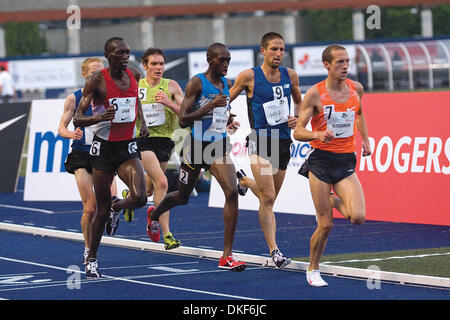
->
xmin=350 ymin=213 xmax=365 ymax=225
xmin=317 ymin=219 xmax=333 ymax=234
xmin=155 ymin=176 xmax=168 ymax=193
xmin=224 ymin=188 xmax=238 ymax=204
xmin=83 ymin=201 xmax=96 ymax=217
xmin=259 ymin=191 xmax=276 ymax=208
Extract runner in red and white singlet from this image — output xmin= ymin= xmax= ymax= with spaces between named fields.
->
xmin=91 ymin=67 xmax=138 ymax=141
xmin=74 ymin=37 xmax=149 ymax=279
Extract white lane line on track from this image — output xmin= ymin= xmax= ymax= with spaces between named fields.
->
xmin=322 ymin=252 xmax=450 ymax=264
xmin=0 ymin=204 xmax=54 ymax=214
xmin=101 ymin=261 xmax=199 ymax=270
xmin=0 ymin=256 xmax=260 ymax=300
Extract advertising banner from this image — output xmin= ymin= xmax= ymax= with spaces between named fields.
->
xmin=354 ymin=91 xmax=450 ymax=225
xmin=188 ymin=49 xmax=254 ymax=80
xmin=0 ymin=102 xmax=31 ymax=192
xmin=24 ymin=99 xmax=126 ymax=201
xmin=293 ymin=45 xmax=356 ymax=77
xmin=9 ymin=58 xmax=77 ymax=90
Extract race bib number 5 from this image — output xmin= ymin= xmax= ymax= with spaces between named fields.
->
xmin=142 ymin=103 xmax=166 ymax=127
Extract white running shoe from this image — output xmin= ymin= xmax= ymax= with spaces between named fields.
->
xmin=306 ymin=269 xmax=328 ymax=287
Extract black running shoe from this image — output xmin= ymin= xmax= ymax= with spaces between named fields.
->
xmin=271 ymin=249 xmax=291 ymax=269
xmin=105 ymin=196 xmax=120 ymax=236
xmin=85 ymin=258 xmax=101 ymax=278
xmin=236 ymin=169 xmax=248 ymax=196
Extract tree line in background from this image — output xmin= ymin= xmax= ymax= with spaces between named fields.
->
xmin=303 ymin=5 xmax=450 ymax=42
xmin=3 ymin=4 xmax=450 ymax=56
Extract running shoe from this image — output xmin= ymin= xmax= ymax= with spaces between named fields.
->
xmin=105 ymin=196 xmax=120 ymax=236
xmin=121 ymin=189 xmax=134 ymax=222
xmin=271 ymin=249 xmax=291 ymax=269
xmin=85 ymin=258 xmax=101 ymax=279
xmin=146 ymin=206 xmax=160 ymax=242
xmin=236 ymin=169 xmax=248 ymax=196
xmin=218 ymin=255 xmax=246 ymax=272
xmin=306 ymin=269 xmax=328 ymax=287
xmin=164 ymin=232 xmax=181 ymax=250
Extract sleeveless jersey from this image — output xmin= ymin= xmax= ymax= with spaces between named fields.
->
xmin=71 ymin=89 xmax=93 ymax=153
xmin=190 ymin=73 xmax=230 ymax=142
xmin=91 ymin=68 xmax=138 ymax=141
xmin=247 ymin=66 xmax=292 ymax=139
xmin=136 ymin=78 xmax=176 ymax=138
xmin=310 ymin=79 xmax=360 ymax=153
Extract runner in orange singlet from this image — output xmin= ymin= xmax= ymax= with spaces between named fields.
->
xmin=294 ymin=44 xmax=371 ymax=287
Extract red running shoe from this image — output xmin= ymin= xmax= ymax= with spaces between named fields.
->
xmin=146 ymin=206 xmax=160 ymax=242
xmin=218 ymin=255 xmax=246 ymax=272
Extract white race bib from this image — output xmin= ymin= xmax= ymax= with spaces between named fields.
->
xmin=263 ymin=97 xmax=289 ymax=126
xmin=324 ymin=104 xmax=355 ymax=138
xmin=142 ymin=103 xmax=165 ymax=127
xmin=209 ymin=104 xmax=230 ymax=133
xmin=84 ymin=126 xmax=94 ymax=146
xmin=109 ymin=97 xmax=136 ymax=123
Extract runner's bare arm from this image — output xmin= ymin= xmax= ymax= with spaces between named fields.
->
xmin=178 ymin=76 xmax=228 ymax=128
xmin=58 ymin=93 xmax=83 ymax=140
xmin=293 ymin=86 xmax=334 ymax=143
xmin=229 ymin=69 xmax=253 ymax=102
xmin=155 ymin=79 xmax=183 ymax=116
xmin=287 ymin=68 xmax=302 ymax=129
xmin=354 ymin=81 xmax=371 ymax=156
xmin=73 ymin=72 xmax=114 ymax=127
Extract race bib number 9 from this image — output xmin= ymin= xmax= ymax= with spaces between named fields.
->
xmin=263 ymin=97 xmax=289 ymax=126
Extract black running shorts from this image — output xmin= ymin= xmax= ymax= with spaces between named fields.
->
xmin=89 ymin=135 xmax=141 ymax=173
xmin=64 ymin=149 xmax=93 ymax=174
xmin=246 ymin=134 xmax=292 ymax=171
xmin=298 ymin=148 xmax=357 ymax=184
xmin=180 ymin=134 xmax=232 ymax=171
xmin=137 ymin=137 xmax=175 ymax=163
xmin=64 ymin=149 xmax=92 ymax=174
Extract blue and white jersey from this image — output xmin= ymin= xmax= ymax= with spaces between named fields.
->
xmin=71 ymin=89 xmax=94 ymax=152
xmin=189 ymin=73 xmax=230 ymax=142
xmin=247 ymin=66 xmax=292 ymax=139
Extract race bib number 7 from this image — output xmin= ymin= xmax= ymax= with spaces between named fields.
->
xmin=324 ymin=104 xmax=355 ymax=138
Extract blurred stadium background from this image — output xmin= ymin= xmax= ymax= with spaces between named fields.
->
xmin=0 ymin=0 xmax=449 ymax=100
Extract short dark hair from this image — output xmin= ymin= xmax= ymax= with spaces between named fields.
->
xmin=104 ymin=36 xmax=125 ymax=53
xmin=322 ymin=44 xmax=347 ymax=63
xmin=141 ymin=48 xmax=164 ymax=66
xmin=206 ymin=42 xmax=228 ymax=60
xmin=261 ymin=32 xmax=284 ymax=49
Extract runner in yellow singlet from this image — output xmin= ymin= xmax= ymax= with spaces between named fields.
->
xmin=136 ymin=48 xmax=184 ymax=250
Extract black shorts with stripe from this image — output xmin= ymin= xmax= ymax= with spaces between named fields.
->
xmin=298 ymin=148 xmax=356 ymax=184
xmin=89 ymin=135 xmax=141 ymax=173
xmin=180 ymin=134 xmax=232 ymax=171
xmin=246 ymin=134 xmax=292 ymax=171
xmin=64 ymin=149 xmax=93 ymax=174
xmin=137 ymin=137 xmax=175 ymax=163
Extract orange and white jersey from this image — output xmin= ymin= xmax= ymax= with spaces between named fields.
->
xmin=310 ymin=79 xmax=360 ymax=153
